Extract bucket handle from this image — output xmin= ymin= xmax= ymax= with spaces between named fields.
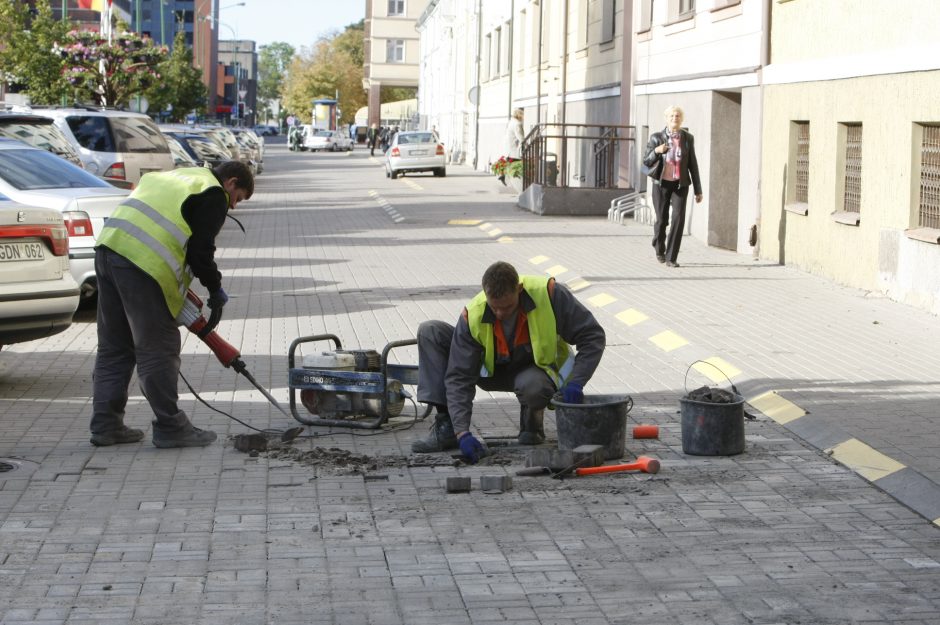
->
xmin=683 ymin=360 xmax=757 ymax=420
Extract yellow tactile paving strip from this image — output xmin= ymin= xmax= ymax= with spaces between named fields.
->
xmin=748 ymin=391 xmax=806 ymax=425
xmin=693 ymin=357 xmax=741 ymax=383
xmin=826 ymin=438 xmax=906 ymax=482
xmin=649 ymin=330 xmax=689 ymax=352
xmin=616 ymin=308 xmax=649 ymax=326
xmin=586 ymin=293 xmax=617 ymax=308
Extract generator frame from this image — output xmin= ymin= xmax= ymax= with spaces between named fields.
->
xmin=288 ymin=333 xmax=428 ymax=429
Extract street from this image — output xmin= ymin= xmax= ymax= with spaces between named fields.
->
xmin=0 ymin=140 xmax=939 ymax=624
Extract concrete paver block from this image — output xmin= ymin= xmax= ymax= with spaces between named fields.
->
xmin=479 ymin=475 xmax=512 ymax=493
xmin=525 ymin=445 xmax=605 ymax=471
xmin=445 ymin=476 xmax=471 ymax=493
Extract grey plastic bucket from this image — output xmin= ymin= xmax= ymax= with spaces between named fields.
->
xmin=555 ymin=394 xmax=630 ymax=460
xmin=679 ymin=393 xmax=745 ymax=456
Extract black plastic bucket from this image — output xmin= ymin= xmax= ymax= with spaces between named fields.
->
xmin=679 ymin=393 xmax=745 ymax=456
xmin=555 ymin=394 xmax=631 ymax=460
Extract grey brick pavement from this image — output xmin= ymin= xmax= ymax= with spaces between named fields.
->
xmin=0 ymin=143 xmax=938 ymax=623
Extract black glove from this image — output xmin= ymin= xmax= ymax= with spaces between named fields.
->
xmin=197 ymin=288 xmax=227 ymax=338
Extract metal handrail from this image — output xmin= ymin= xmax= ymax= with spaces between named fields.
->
xmin=520 ymin=123 xmax=635 ymax=191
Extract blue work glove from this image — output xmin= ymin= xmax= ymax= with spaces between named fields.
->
xmin=458 ymin=433 xmax=485 ymax=464
xmin=561 ymin=382 xmax=584 ymax=404
xmin=207 ymin=288 xmax=228 ymax=309
xmin=199 ymin=288 xmax=228 ymax=337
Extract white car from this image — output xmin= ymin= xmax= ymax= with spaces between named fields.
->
xmin=0 ymin=197 xmax=79 ymax=348
xmin=0 ymin=139 xmax=128 ymax=301
xmin=385 ymin=131 xmax=446 ymax=179
xmin=303 ymin=129 xmax=353 ymax=152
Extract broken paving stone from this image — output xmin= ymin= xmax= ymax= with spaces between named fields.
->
xmin=446 ymin=476 xmax=471 ymax=493
xmin=480 ymin=475 xmax=512 ymax=493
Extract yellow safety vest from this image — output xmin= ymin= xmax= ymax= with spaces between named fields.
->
xmin=467 ymin=275 xmax=573 ymax=387
xmin=96 ymin=168 xmax=222 ymax=317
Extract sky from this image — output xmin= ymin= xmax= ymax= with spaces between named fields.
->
xmin=218 ymin=0 xmax=366 ymax=51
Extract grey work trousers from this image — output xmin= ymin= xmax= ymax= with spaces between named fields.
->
xmin=90 ymin=247 xmax=190 ymax=435
xmin=416 ymin=320 xmax=555 ymax=414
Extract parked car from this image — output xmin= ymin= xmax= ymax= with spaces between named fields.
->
xmin=0 ymin=195 xmax=80 ymax=348
xmin=385 ymin=131 xmax=446 ymax=179
xmin=303 ymin=129 xmax=354 ymax=152
xmin=164 ymin=134 xmax=198 ymax=168
xmin=230 ymin=127 xmax=264 ymax=173
xmin=26 ymin=107 xmax=174 ymax=184
xmin=0 ymin=138 xmax=128 ymax=301
xmin=160 ymin=130 xmax=231 ymax=169
xmin=252 ymin=124 xmax=278 ymax=136
xmin=0 ymin=112 xmax=83 ymax=168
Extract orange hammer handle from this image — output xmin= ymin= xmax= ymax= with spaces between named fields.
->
xmin=574 ymin=456 xmax=660 ymax=476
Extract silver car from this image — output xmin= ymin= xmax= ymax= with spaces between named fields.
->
xmin=0 ymin=197 xmax=79 ymax=347
xmin=25 ymin=107 xmax=174 ymax=185
xmin=385 ymin=131 xmax=446 ymax=179
xmin=0 ymin=139 xmax=128 ymax=301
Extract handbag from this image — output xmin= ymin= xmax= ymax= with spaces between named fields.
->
xmin=642 ymin=132 xmax=666 ymax=178
xmin=642 ymin=155 xmax=663 ymax=178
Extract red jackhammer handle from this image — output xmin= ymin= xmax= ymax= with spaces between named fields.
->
xmin=574 ymin=456 xmax=661 ymax=476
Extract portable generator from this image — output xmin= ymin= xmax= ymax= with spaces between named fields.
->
xmin=287 ymin=333 xmax=430 ymax=429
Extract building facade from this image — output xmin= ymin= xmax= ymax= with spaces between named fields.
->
xmin=217 ymin=39 xmax=257 ymax=126
xmin=759 ymin=0 xmax=940 ymax=314
xmin=633 ymin=0 xmax=767 ymax=253
xmin=364 ymin=0 xmax=431 ymax=128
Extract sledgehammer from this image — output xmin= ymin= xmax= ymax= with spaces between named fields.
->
xmin=574 ymin=456 xmax=661 ymax=476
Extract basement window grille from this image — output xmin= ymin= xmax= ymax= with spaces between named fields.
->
xmin=919 ymin=125 xmax=940 ymax=229
xmin=843 ymin=124 xmax=862 ymax=213
xmin=795 ymin=122 xmax=809 ymax=203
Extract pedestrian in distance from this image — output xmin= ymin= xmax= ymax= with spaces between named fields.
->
xmin=412 ymin=261 xmax=606 ymax=464
xmin=89 ymin=162 xmax=254 ymax=448
xmin=368 ymin=123 xmax=379 ymax=156
xmin=500 ymin=107 xmax=525 ymax=185
xmin=643 ymin=105 xmax=703 ymax=267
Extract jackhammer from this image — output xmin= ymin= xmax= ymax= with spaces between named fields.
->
xmin=175 ymin=289 xmax=294 ymax=424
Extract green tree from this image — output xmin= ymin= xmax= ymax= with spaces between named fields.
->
xmin=281 ymin=21 xmax=365 ymax=126
xmin=145 ymin=30 xmax=206 ymax=121
xmin=0 ymin=0 xmax=71 ymax=104
xmin=57 ymin=29 xmax=166 ymax=107
xmin=257 ymin=41 xmax=295 ymax=125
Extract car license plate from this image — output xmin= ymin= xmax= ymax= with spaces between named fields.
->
xmin=411 ymin=149 xmax=428 ymax=156
xmin=0 ymin=241 xmax=44 ymax=262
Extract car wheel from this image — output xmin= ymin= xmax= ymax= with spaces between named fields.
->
xmin=434 ymin=168 xmax=446 ymax=177
xmin=390 ymin=169 xmax=399 ymax=179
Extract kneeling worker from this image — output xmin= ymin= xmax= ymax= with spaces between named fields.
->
xmin=89 ymin=161 xmax=254 ymax=448
xmin=413 ymin=261 xmax=606 ymax=463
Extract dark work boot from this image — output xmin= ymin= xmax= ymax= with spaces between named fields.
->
xmin=411 ymin=413 xmax=458 ymax=453
xmin=90 ymin=425 xmax=144 ymax=447
xmin=152 ymin=423 xmax=217 ymax=448
xmin=517 ymin=404 xmax=545 ymax=445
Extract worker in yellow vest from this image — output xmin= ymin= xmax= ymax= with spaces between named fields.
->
xmin=89 ymin=161 xmax=254 ymax=448
xmin=413 ymin=261 xmax=606 ymax=463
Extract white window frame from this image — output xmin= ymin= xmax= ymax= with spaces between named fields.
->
xmin=387 ymin=0 xmax=405 ymax=16
xmin=385 ymin=39 xmax=405 ymax=63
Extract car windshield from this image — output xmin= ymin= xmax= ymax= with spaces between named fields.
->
xmin=315 ymin=130 xmax=332 ymax=137
xmin=110 ymin=116 xmax=169 ymax=153
xmin=0 ymin=121 xmax=81 ymax=161
xmin=0 ymin=147 xmax=111 ymax=190
xmin=187 ymin=137 xmax=227 ymax=160
xmin=397 ymin=133 xmax=434 ymax=145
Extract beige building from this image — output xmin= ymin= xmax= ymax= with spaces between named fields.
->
xmin=363 ymin=0 xmax=431 ymax=128
xmin=759 ymin=0 xmax=940 ymax=314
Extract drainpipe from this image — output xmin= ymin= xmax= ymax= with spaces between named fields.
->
xmin=473 ymin=0 xmax=483 ymax=169
xmin=536 ymin=0 xmax=543 ymax=125
xmin=753 ymin=0 xmax=772 ymax=257
xmin=560 ymin=0 xmax=569 ymax=186
xmin=508 ymin=0 xmax=515 ymax=114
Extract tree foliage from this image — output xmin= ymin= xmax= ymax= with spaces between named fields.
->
xmin=281 ymin=21 xmax=365 ymax=126
xmin=257 ymin=42 xmax=295 ymax=104
xmin=145 ymin=30 xmax=206 ymax=121
xmin=56 ymin=29 xmax=166 ymax=107
xmin=0 ymin=0 xmax=71 ymax=104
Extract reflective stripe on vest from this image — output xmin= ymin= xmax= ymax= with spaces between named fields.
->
xmin=467 ymin=275 xmax=573 ymax=387
xmin=96 ymin=168 xmax=221 ymax=316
